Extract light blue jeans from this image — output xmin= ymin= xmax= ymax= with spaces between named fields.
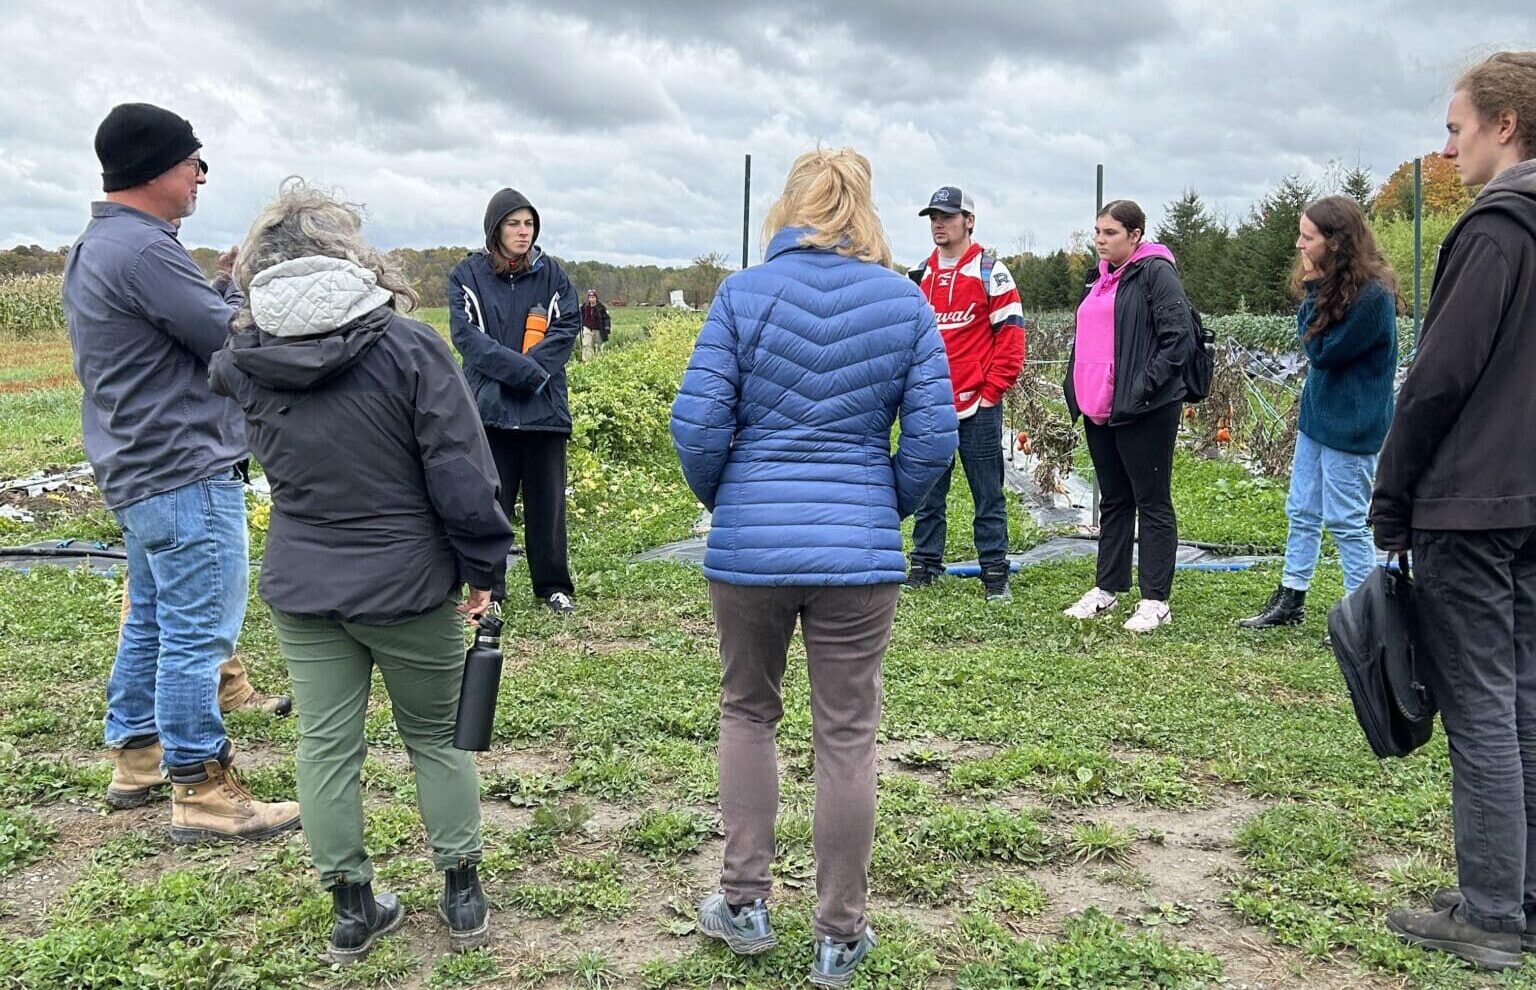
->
xmin=1282 ymin=431 xmax=1378 ymax=594
xmin=105 ymin=469 xmax=249 ymax=768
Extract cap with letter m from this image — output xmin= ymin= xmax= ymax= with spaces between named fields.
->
xmin=919 ymin=185 xmax=975 ymax=216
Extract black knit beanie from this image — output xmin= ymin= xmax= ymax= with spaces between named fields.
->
xmin=95 ymin=103 xmax=202 ymax=193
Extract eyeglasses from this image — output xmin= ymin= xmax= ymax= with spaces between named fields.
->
xmin=180 ymin=156 xmax=209 ymax=176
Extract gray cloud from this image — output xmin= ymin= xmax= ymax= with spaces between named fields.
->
xmin=1 ymin=0 xmax=1531 ymax=267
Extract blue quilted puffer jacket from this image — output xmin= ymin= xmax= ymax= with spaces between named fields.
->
xmin=670 ymin=226 xmax=958 ymax=586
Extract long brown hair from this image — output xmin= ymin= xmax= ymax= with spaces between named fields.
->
xmin=1289 ymin=195 xmax=1398 ymax=340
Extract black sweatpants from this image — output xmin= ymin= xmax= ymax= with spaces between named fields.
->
xmin=1083 ymin=401 xmax=1181 ymax=601
xmin=483 ymin=427 xmax=573 ymax=600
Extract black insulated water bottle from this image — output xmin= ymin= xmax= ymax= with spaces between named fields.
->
xmin=453 ymin=607 xmax=504 ymax=752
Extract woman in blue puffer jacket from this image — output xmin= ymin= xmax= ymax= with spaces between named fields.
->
xmin=670 ymin=147 xmax=957 ymax=987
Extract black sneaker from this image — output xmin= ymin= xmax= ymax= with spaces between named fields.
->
xmin=981 ymin=565 xmax=1012 ymax=603
xmin=1430 ymin=888 xmax=1536 ymax=951
xmin=901 ymin=562 xmax=942 ymax=592
xmin=544 ymin=592 xmax=576 ymax=615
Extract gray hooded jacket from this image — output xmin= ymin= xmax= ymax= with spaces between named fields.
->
xmin=209 ymin=256 xmax=512 ymax=624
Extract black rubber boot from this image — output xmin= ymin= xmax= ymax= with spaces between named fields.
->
xmin=324 ymin=879 xmax=404 ymax=965
xmin=438 ymin=859 xmax=491 ymax=952
xmin=1238 ymin=585 xmax=1306 ymax=629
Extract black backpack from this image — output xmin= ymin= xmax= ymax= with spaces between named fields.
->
xmin=1182 ymin=305 xmax=1215 ymax=402
xmin=1328 ymin=557 xmax=1437 ymax=759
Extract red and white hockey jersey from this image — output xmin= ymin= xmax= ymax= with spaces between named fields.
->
xmin=913 ymin=242 xmax=1026 ymax=419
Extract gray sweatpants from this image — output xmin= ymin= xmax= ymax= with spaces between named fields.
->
xmin=708 ymin=580 xmax=901 ymax=943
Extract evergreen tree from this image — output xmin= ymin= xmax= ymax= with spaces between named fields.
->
xmin=1341 ymin=164 xmax=1376 ymax=210
xmin=1227 ymin=175 xmax=1315 ymax=313
xmin=1154 ymin=189 xmax=1233 ymax=313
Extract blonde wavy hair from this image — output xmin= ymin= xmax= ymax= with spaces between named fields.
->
xmin=760 ymin=148 xmax=892 ymax=267
xmin=233 ymin=178 xmax=418 ymax=331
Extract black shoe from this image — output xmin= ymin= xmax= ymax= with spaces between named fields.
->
xmin=1430 ymin=888 xmax=1536 ymax=951
xmin=1238 ymin=585 xmax=1305 ymax=629
xmin=324 ymin=880 xmax=405 ymax=965
xmin=1386 ymin=905 xmax=1522 ymax=970
xmin=438 ymin=859 xmax=491 ymax=952
xmin=981 ymin=565 xmax=1012 ymax=603
xmin=544 ymin=592 xmax=576 ymax=615
xmin=901 ymin=561 xmax=942 ymax=592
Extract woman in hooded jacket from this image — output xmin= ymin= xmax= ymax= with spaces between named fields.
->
xmin=210 ymin=180 xmax=513 ymax=966
xmin=447 ymin=189 xmax=581 ymax=615
xmin=1062 ymin=199 xmax=1197 ymax=633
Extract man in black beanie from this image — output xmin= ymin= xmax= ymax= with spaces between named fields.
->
xmin=62 ymin=102 xmax=301 ymax=844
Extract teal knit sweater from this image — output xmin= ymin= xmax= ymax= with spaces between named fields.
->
xmin=1297 ymin=280 xmax=1398 ymax=455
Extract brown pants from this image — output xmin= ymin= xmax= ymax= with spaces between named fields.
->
xmin=708 ymin=580 xmax=900 ymax=943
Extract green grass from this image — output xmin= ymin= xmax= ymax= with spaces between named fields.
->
xmin=0 ymin=309 xmax=1512 ymax=988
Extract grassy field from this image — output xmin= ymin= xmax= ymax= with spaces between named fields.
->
xmin=0 ymin=312 xmax=1510 ymax=989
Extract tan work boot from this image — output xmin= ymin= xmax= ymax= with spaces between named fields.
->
xmin=106 ymin=739 xmax=170 ymax=809
xmin=168 ymin=749 xmax=302 ymax=844
xmin=218 ymin=655 xmax=293 ymax=717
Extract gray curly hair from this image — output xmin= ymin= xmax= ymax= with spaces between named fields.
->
xmin=233 ymin=178 xmax=418 ymax=331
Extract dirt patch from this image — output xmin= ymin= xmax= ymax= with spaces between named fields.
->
xmin=0 ymin=372 xmax=75 ymax=395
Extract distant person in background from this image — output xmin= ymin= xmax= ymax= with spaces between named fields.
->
xmin=1062 ymin=199 xmax=1197 ymax=633
xmin=671 ymin=147 xmax=956 ymax=988
xmin=1372 ymin=51 xmax=1536 ymax=972
xmin=904 ymin=186 xmax=1026 ymax=602
xmin=1239 ymin=196 xmax=1397 ymax=631
xmin=580 ymin=287 xmax=611 ymax=359
xmin=212 ymin=181 xmax=512 ymax=965
xmin=448 ymin=189 xmax=580 ymax=614
xmin=62 ymin=102 xmax=300 ymax=841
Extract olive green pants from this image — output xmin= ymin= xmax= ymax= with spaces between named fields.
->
xmin=271 ymin=601 xmax=482 ymax=887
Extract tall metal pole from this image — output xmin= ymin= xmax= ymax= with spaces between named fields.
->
xmin=1413 ymin=157 xmax=1423 ymax=343
xmin=742 ymin=154 xmax=752 ymax=270
xmin=1091 ymin=164 xmax=1104 ymax=530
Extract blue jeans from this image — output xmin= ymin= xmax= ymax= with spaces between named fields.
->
xmin=1282 ymin=431 xmax=1377 ymax=594
xmin=105 ymin=469 xmax=249 ymax=768
xmin=911 ymin=403 xmax=1008 ymax=570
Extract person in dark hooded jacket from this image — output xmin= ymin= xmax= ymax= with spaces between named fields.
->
xmin=448 ymin=188 xmax=581 ymax=614
xmin=209 ymin=180 xmax=513 ymax=966
xmin=1370 ymin=51 xmax=1536 ymax=972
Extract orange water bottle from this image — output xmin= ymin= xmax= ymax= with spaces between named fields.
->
xmin=522 ymin=305 xmax=548 ymax=352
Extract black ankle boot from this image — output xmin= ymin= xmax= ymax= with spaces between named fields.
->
xmin=1238 ymin=585 xmax=1306 ymax=629
xmin=438 ymin=858 xmax=490 ymax=951
xmin=325 ymin=879 xmax=404 ymax=965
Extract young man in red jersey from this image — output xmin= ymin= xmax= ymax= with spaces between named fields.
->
xmin=905 ymin=186 xmax=1026 ymax=601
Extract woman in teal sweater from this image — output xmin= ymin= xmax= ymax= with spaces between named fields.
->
xmin=1241 ymin=196 xmax=1398 ymax=629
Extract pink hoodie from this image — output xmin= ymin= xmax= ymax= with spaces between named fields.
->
xmin=1072 ymin=242 xmax=1177 ymax=424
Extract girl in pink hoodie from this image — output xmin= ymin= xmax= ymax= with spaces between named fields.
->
xmin=1063 ymin=199 xmax=1199 ymax=633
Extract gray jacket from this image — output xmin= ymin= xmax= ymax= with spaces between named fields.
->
xmin=63 ymin=202 xmax=246 ymax=509
xmin=209 ymin=256 xmax=512 ymax=624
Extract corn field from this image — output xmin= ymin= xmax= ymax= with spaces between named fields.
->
xmin=0 ymin=275 xmax=67 ymax=341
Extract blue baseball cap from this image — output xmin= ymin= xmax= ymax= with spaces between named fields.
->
xmin=919 ymin=185 xmax=975 ymax=216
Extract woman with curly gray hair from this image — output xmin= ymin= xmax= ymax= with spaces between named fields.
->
xmin=210 ymin=180 xmax=513 ymax=965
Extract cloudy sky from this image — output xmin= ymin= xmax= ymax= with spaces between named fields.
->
xmin=0 ymin=1 xmax=1530 ymax=268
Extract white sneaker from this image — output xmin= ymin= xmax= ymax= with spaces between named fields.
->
xmin=1123 ymin=599 xmax=1171 ymax=633
xmin=1063 ymin=587 xmax=1118 ymax=619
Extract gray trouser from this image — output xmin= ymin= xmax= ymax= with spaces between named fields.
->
xmin=708 ymin=580 xmax=901 ymax=943
xmin=1414 ymin=526 xmax=1536 ymax=934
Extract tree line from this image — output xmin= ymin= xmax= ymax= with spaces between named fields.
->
xmin=1 ymin=155 xmax=1469 ymax=316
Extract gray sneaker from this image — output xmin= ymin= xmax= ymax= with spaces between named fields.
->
xmin=1430 ymin=888 xmax=1536 ymax=951
xmin=697 ymin=893 xmax=776 ymax=955
xmin=810 ymin=927 xmax=877 ymax=988
xmin=1386 ymin=905 xmax=1521 ymax=970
